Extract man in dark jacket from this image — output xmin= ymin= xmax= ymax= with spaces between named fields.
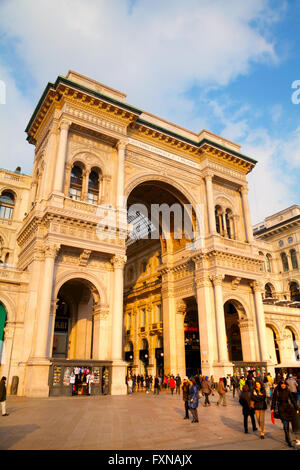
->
xmin=0 ymin=376 xmax=8 ymax=416
xmin=271 ymin=380 xmax=299 ymax=447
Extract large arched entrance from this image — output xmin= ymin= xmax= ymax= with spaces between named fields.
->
xmin=224 ymin=300 xmax=243 ymax=362
xmin=49 ymin=277 xmax=112 ymax=397
xmin=124 ymin=179 xmax=198 ymax=378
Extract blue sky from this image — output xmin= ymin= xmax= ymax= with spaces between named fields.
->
xmin=0 ymin=0 xmax=300 ymax=223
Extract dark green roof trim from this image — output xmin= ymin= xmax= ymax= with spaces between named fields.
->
xmin=25 ymin=75 xmax=143 ymax=138
xmin=24 ymin=75 xmax=256 ymax=167
xmin=253 ymin=214 xmax=300 ymax=236
xmin=136 ymin=118 xmax=257 ymax=165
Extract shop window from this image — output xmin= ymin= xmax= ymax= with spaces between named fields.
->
xmin=290 ymin=249 xmax=298 ymax=269
xmin=0 ymin=191 xmax=15 ymax=219
xmin=281 ymin=252 xmax=289 ymax=272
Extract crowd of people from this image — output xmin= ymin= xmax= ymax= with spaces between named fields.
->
xmin=126 ymin=370 xmax=300 ymax=448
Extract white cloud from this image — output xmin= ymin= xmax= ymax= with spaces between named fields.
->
xmin=0 ymin=0 xmax=281 ymax=178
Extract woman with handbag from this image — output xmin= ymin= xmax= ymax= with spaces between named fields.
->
xmin=251 ymin=380 xmax=267 ymax=439
xmin=239 ymin=384 xmax=257 ymax=434
xmin=271 ymin=380 xmax=299 ymax=448
xmin=188 ymin=378 xmax=199 ymax=423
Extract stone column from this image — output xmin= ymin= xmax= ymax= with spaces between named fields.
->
xmin=176 ymin=300 xmax=187 ymax=379
xmin=33 ymin=244 xmax=60 ymax=359
xmin=195 ymin=274 xmax=215 ymax=375
xmin=161 ymin=268 xmax=177 ymax=376
xmin=64 ymin=162 xmax=72 ymax=197
xmin=110 ymin=254 xmax=127 ymax=395
xmin=238 ymin=318 xmax=256 ymax=362
xmin=53 ymin=120 xmax=70 ymax=193
xmin=25 ymin=243 xmax=60 ymax=397
xmin=204 ymin=172 xmax=217 ymax=234
xmin=251 ymin=281 xmax=268 ymax=362
xmin=210 ymin=274 xmax=228 ymax=363
xmin=92 ymin=304 xmax=110 ymax=360
xmin=116 ymin=141 xmax=127 ymax=208
xmin=82 ymin=168 xmax=90 ymax=202
xmin=240 ymin=185 xmax=254 ymax=243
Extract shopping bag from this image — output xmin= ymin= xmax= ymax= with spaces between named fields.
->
xmin=271 ymin=410 xmax=275 ymax=425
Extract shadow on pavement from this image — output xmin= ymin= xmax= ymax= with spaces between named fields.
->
xmin=0 ymin=425 xmax=40 ymax=449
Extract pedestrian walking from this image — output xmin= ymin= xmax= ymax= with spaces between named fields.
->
xmin=246 ymin=372 xmax=255 ymax=393
xmin=271 ymin=379 xmax=299 ymax=448
xmin=232 ymin=373 xmax=239 ymax=398
xmin=216 ymin=378 xmax=227 ymax=406
xmin=286 ymin=374 xmax=298 ymax=404
xmin=154 ymin=376 xmax=160 ymax=395
xmin=169 ymin=376 xmax=176 ymax=395
xmin=251 ymin=380 xmax=267 ymax=439
xmin=0 ymin=377 xmax=8 ymax=416
xmin=182 ymin=376 xmax=190 ymax=420
xmin=175 ymin=374 xmax=181 ymax=395
xmin=188 ymin=378 xmax=199 ymax=423
xmin=263 ymin=375 xmax=272 ymax=407
xmin=239 ymin=376 xmax=245 ymax=391
xmin=202 ymin=376 xmax=212 ymax=406
xmin=239 ymin=384 xmax=257 ymax=434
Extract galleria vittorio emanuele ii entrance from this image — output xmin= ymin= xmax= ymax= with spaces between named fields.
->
xmin=0 ymin=70 xmax=300 ymax=397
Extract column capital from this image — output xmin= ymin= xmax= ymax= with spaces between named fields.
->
xmin=111 ymin=254 xmax=127 ymax=269
xmin=203 ymin=170 xmax=214 ymax=181
xmin=44 ymin=243 xmax=60 ymax=259
xmin=250 ymin=280 xmax=264 ymax=293
xmin=210 ymin=273 xmax=225 ymax=286
xmin=59 ymin=119 xmax=71 ymax=131
xmin=195 ymin=275 xmax=211 ymax=288
xmin=239 ymin=184 xmax=248 ymax=195
xmin=176 ymin=300 xmax=187 ymax=315
xmin=116 ymin=139 xmax=127 ymax=151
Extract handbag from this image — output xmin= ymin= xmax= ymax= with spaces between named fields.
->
xmin=250 ymin=400 xmax=255 ymax=409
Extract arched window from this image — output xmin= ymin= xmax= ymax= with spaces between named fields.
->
xmin=290 ymin=282 xmax=300 ymax=301
xmin=265 ymin=283 xmax=273 ymax=298
xmin=215 ymin=205 xmax=222 ymax=235
xmin=69 ymin=164 xmax=83 ymax=201
xmin=0 ymin=191 xmax=15 ymax=219
xmin=290 ymin=249 xmax=298 ymax=270
xmin=265 ymin=253 xmax=272 ymax=273
xmin=281 ymin=252 xmax=289 ymax=272
xmin=88 ymin=168 xmax=101 ymax=205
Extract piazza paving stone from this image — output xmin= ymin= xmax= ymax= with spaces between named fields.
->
xmin=0 ymin=391 xmax=299 ymax=451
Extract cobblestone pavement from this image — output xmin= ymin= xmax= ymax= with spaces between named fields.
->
xmin=0 ymin=390 xmax=299 ymax=451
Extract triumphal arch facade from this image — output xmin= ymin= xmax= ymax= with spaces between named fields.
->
xmin=1 ymin=70 xmax=291 ymax=397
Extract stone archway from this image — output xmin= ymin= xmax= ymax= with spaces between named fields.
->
xmin=224 ymin=300 xmax=244 ymax=362
xmin=52 ymin=277 xmax=105 ymax=361
xmin=124 ymin=178 xmax=198 ymax=378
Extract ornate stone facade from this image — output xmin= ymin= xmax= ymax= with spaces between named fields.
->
xmin=0 ymin=70 xmax=299 ymax=396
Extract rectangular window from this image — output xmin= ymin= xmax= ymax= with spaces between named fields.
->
xmin=156 ymin=304 xmax=162 ymax=322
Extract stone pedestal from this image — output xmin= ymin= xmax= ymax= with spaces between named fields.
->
xmin=24 ymin=360 xmax=51 ymax=397
xmin=110 ymin=360 xmax=127 ymax=395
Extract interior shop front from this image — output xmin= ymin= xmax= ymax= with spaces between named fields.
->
xmin=49 ymin=360 xmax=112 ymax=397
